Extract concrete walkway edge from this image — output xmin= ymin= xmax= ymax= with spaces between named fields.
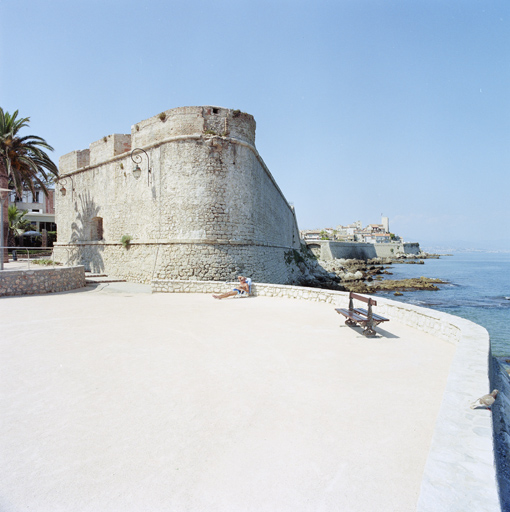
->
xmin=415 ymin=318 xmax=499 ymax=511
xmin=375 ymin=300 xmax=499 ymax=511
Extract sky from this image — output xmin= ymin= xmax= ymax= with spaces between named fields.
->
xmin=1 ymin=0 xmax=509 ymax=251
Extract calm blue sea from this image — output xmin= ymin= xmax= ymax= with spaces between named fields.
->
xmin=377 ymin=252 xmax=510 ymax=357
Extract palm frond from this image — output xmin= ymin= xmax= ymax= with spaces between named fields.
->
xmin=0 ymin=108 xmax=58 ymax=197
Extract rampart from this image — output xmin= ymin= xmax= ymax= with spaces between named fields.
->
xmin=54 ymin=107 xmax=303 ymax=284
xmin=306 ymin=240 xmax=422 ymax=260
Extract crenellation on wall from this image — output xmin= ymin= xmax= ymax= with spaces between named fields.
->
xmin=130 ymin=106 xmax=256 ymax=149
xmin=59 ymin=149 xmax=90 ymax=174
xmin=131 ymin=107 xmax=203 ymax=148
xmin=90 ymin=134 xmax=131 ymax=166
xmin=113 ymin=134 xmax=132 ymax=155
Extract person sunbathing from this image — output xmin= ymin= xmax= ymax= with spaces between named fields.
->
xmin=213 ymin=276 xmax=252 ymax=299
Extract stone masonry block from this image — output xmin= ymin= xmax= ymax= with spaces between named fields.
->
xmin=90 ymin=134 xmax=131 ymax=166
xmin=59 ymin=149 xmax=90 ymax=173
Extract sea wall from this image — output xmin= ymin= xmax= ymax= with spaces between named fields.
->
xmin=402 ymin=241 xmax=421 ymax=255
xmin=0 ymin=266 xmax=86 ymax=296
xmin=489 ymin=356 xmax=510 ymax=507
xmin=151 ymin=279 xmax=499 ymax=510
xmin=54 ymin=107 xmax=302 ymax=285
xmin=306 ymin=240 xmax=421 ymax=260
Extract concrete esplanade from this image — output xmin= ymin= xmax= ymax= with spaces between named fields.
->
xmin=3 ymin=105 xmax=500 ymax=509
xmin=54 ymin=106 xmax=302 ymax=284
xmin=0 ymin=277 xmax=500 ymax=511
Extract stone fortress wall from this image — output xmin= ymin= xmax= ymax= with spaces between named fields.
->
xmin=54 ymin=107 xmax=303 ymax=284
xmin=306 ymin=240 xmax=422 ymax=260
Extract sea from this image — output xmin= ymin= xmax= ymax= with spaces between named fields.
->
xmin=377 ymin=252 xmax=510 ymax=356
xmin=377 ymin=251 xmax=510 ymax=508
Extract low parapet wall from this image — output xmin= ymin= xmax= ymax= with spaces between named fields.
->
xmin=152 ymin=279 xmax=499 ymax=510
xmin=152 ymin=279 xmax=462 ymax=344
xmin=0 ymin=266 xmax=86 ymax=296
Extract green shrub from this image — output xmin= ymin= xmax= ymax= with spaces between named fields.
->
xmin=32 ymin=259 xmax=55 ymax=266
xmin=121 ymin=235 xmax=132 ymax=248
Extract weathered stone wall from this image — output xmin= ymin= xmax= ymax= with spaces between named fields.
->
xmin=402 ymin=242 xmax=421 ymax=255
xmin=0 ymin=266 xmax=86 ymax=296
xmin=130 ymin=106 xmax=256 ymax=148
xmin=90 ymin=134 xmax=131 ymax=166
xmin=310 ymin=241 xmax=377 ymax=260
xmin=55 ymin=107 xmax=302 ymax=284
xmin=59 ymin=149 xmax=90 ymax=171
xmin=306 ymin=240 xmax=422 ymax=260
xmin=55 ymin=241 xmax=305 ymax=285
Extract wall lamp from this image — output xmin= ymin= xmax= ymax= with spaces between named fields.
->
xmin=58 ymin=175 xmax=75 ymax=199
xmin=131 ymin=148 xmax=151 ymax=186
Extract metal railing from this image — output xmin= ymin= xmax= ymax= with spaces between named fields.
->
xmin=1 ymin=246 xmax=56 ymax=270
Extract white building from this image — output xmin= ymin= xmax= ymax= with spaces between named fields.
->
xmin=9 ymin=188 xmax=56 ymax=232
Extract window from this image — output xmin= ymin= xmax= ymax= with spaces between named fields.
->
xmin=40 ymin=222 xmax=56 ymax=232
xmin=91 ymin=217 xmax=103 ymax=241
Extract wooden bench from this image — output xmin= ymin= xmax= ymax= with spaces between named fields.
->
xmin=335 ymin=292 xmax=389 ymax=337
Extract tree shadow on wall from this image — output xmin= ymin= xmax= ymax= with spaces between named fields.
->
xmin=68 ymin=191 xmax=105 ymax=273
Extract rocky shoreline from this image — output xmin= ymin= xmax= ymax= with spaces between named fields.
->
xmin=296 ymin=251 xmax=447 ymax=295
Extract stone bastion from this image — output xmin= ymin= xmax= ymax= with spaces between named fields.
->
xmin=54 ymin=106 xmax=303 ymax=284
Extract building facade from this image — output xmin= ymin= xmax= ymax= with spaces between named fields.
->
xmin=9 ymin=188 xmax=56 ymax=233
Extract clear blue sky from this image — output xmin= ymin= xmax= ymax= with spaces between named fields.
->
xmin=2 ymin=0 xmax=509 ymax=250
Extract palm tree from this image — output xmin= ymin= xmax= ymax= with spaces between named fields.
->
xmin=7 ymin=205 xmax=30 ymax=248
xmin=0 ymin=108 xmax=58 ymax=261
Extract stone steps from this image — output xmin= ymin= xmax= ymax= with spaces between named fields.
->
xmin=85 ymin=273 xmax=126 ymax=284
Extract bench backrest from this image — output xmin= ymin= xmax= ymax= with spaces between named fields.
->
xmin=350 ymin=292 xmax=377 ymax=306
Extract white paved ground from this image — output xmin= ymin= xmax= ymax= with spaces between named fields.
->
xmin=0 ymin=283 xmax=456 ymax=512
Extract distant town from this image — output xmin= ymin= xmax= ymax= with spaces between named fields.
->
xmin=300 ymin=216 xmax=399 ymax=244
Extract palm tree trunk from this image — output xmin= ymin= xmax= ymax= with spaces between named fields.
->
xmin=0 ymin=160 xmax=9 ymax=263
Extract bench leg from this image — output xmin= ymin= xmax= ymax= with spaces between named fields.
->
xmin=363 ymin=326 xmax=377 ymax=337
xmin=345 ymin=319 xmax=357 ymax=326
